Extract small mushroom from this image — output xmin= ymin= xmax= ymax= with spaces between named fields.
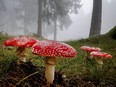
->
xmin=81 ymin=46 xmax=101 ymax=52
xmin=32 ymin=40 xmax=76 ymax=86
xmin=90 ymin=51 xmax=112 ymax=64
xmin=4 ymin=36 xmax=38 ymax=64
xmin=81 ymin=46 xmax=101 ymax=60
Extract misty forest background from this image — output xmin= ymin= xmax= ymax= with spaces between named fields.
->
xmin=0 ymin=0 xmax=116 ymax=86
xmin=0 ymin=0 xmax=105 ymax=40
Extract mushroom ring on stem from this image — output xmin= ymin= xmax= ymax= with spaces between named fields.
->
xmin=4 ymin=36 xmax=38 ymax=64
xmin=32 ymin=40 xmax=77 ymax=86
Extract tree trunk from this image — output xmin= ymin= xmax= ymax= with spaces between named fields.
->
xmin=37 ymin=0 xmax=42 ymax=37
xmin=89 ymin=0 xmax=102 ymax=37
xmin=54 ymin=11 xmax=57 ymax=41
xmin=24 ymin=0 xmax=27 ymax=35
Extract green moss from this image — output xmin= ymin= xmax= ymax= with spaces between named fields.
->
xmin=107 ymin=25 xmax=116 ymax=39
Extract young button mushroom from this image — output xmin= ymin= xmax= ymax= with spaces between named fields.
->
xmin=32 ymin=40 xmax=76 ymax=86
xmin=4 ymin=36 xmax=38 ymax=64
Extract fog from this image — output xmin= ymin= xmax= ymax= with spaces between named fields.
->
xmin=0 ymin=0 xmax=116 ymax=41
xmin=52 ymin=0 xmax=116 ymax=41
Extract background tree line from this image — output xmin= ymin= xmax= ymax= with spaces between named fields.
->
xmin=0 ymin=0 xmax=102 ymax=40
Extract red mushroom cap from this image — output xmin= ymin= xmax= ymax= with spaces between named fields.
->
xmin=90 ymin=51 xmax=112 ymax=59
xmin=32 ymin=40 xmax=77 ymax=58
xmin=4 ymin=36 xmax=38 ymax=47
xmin=81 ymin=46 xmax=101 ymax=52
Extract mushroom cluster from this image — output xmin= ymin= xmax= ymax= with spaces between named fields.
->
xmin=4 ymin=36 xmax=38 ymax=64
xmin=81 ymin=45 xmax=112 ymax=64
xmin=32 ymin=40 xmax=77 ymax=86
xmin=80 ymin=46 xmax=101 ymax=60
xmin=4 ymin=36 xmax=77 ymax=86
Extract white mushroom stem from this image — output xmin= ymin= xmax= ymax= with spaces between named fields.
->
xmin=45 ymin=57 xmax=57 ymax=86
xmin=95 ymin=58 xmax=103 ymax=65
xmin=16 ymin=47 xmax=27 ymax=64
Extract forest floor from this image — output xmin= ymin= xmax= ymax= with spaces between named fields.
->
xmin=0 ymin=61 xmax=115 ymax=87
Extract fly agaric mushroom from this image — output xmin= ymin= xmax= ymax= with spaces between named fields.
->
xmin=32 ymin=40 xmax=76 ymax=86
xmin=4 ymin=36 xmax=38 ymax=64
xmin=81 ymin=46 xmax=101 ymax=60
xmin=90 ymin=51 xmax=112 ymax=64
xmin=81 ymin=46 xmax=101 ymax=52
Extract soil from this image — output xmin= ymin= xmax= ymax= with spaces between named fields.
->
xmin=0 ymin=62 xmax=115 ymax=87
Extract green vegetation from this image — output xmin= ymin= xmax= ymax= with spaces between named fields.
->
xmin=0 ymin=27 xmax=116 ymax=85
xmin=107 ymin=25 xmax=116 ymax=39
